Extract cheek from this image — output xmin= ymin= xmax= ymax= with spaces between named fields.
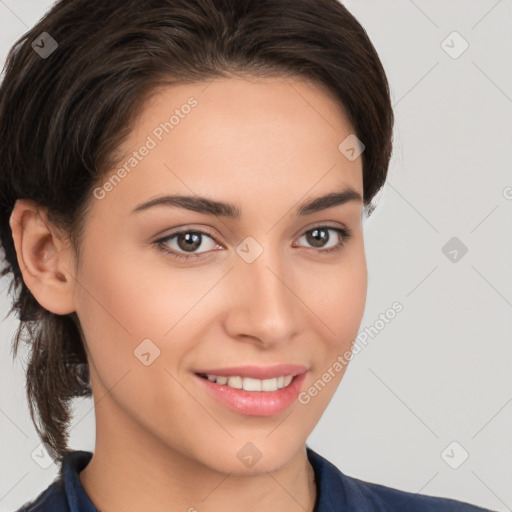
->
xmin=296 ymin=239 xmax=366 ymax=410
xmin=75 ymin=235 xmax=181 ymax=339
xmin=72 ymin=238 xmax=170 ymax=381
xmin=296 ymin=250 xmax=367 ymax=420
xmin=304 ymin=239 xmax=367 ymax=344
xmin=73 ymin=235 xmax=223 ymax=392
xmin=72 ymin=244 xmax=200 ymax=434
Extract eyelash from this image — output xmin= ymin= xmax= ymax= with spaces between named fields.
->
xmin=154 ymin=225 xmax=352 ymax=261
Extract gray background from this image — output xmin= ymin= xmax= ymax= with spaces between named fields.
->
xmin=1 ymin=1 xmax=511 ymax=511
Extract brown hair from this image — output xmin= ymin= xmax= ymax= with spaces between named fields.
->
xmin=0 ymin=0 xmax=394 ymax=462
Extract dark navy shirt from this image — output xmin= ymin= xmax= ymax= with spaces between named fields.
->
xmin=15 ymin=447 xmax=495 ymax=511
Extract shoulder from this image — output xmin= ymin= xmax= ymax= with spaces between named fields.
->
xmin=13 ymin=479 xmax=67 ymax=512
xmin=306 ymin=447 xmax=495 ymax=512
xmin=13 ymin=450 xmax=94 ymax=512
xmin=345 ymin=474 xmax=492 ymax=511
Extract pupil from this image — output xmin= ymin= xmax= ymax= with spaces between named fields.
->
xmin=308 ymin=228 xmax=328 ymax=248
xmin=178 ymin=232 xmax=201 ymax=251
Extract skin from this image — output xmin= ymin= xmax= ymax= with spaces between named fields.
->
xmin=9 ymin=75 xmax=367 ymax=512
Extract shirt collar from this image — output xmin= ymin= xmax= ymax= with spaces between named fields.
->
xmin=306 ymin=446 xmax=348 ymax=511
xmin=61 ymin=450 xmax=98 ymax=512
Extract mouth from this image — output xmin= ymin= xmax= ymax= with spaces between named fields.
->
xmin=196 ymin=372 xmax=295 ymax=391
xmin=193 ymin=365 xmax=308 ymax=416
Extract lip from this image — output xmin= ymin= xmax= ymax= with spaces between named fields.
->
xmin=193 ymin=364 xmax=308 ymax=380
xmin=194 ymin=370 xmax=308 ymax=416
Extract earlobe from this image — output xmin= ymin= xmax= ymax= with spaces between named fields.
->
xmin=8 ymin=199 xmax=77 ymax=315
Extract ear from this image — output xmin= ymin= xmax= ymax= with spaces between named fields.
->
xmin=9 ymin=199 xmax=77 ymax=315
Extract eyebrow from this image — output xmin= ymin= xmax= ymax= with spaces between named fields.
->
xmin=130 ymin=186 xmax=362 ymax=218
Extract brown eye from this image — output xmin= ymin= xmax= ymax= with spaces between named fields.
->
xmin=155 ymin=225 xmax=352 ymax=262
xmin=295 ymin=226 xmax=351 ymax=253
xmin=176 ymin=232 xmax=202 ymax=252
xmin=305 ymin=228 xmax=330 ymax=248
xmin=155 ymin=229 xmax=220 ymax=260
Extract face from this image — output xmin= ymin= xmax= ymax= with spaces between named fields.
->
xmin=55 ymin=76 xmax=367 ymax=474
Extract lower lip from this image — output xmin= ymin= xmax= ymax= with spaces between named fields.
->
xmin=194 ymin=372 xmax=308 ymax=416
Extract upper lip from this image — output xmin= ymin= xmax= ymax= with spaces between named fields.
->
xmin=194 ymin=364 xmax=308 ymax=380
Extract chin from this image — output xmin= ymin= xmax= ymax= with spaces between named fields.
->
xmin=197 ymin=437 xmax=305 ymax=476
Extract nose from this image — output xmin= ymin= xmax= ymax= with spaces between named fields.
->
xmin=223 ymin=245 xmax=300 ymax=348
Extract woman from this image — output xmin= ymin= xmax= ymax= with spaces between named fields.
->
xmin=0 ymin=0 xmax=497 ymax=510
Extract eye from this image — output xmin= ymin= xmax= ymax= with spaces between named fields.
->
xmin=293 ymin=226 xmax=352 ymax=254
xmin=155 ymin=229 xmax=220 ymax=260
xmin=154 ymin=225 xmax=352 ymax=261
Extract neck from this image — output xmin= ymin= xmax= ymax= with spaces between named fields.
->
xmin=79 ymin=397 xmax=317 ymax=512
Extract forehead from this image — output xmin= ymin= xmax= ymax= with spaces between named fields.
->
xmin=121 ymin=74 xmax=356 ymax=159
xmin=91 ymin=76 xmax=363 ymax=221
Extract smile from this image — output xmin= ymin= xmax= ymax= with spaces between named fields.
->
xmin=194 ymin=369 xmax=308 ymax=416
xmin=197 ymin=373 xmax=293 ymax=391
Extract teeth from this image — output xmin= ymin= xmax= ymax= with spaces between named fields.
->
xmin=227 ymin=376 xmax=243 ymax=389
xmin=242 ymin=377 xmax=261 ymax=391
xmin=261 ymin=378 xmax=277 ymax=391
xmin=201 ymin=374 xmax=294 ymax=391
